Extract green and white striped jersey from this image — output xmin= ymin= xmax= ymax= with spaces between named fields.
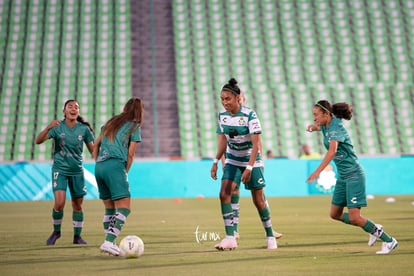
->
xmin=216 ymin=105 xmax=263 ymax=167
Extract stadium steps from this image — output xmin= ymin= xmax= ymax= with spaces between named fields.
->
xmin=130 ymin=0 xmax=181 ymax=158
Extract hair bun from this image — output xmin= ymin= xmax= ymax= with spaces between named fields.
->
xmin=228 ymin=78 xmax=238 ymax=86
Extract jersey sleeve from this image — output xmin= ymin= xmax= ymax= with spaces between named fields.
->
xmin=130 ymin=126 xmax=142 ymax=142
xmin=327 ymin=118 xmax=346 ymax=143
xmin=84 ymin=126 xmax=95 ymax=143
xmin=47 ymin=126 xmax=57 ymax=139
xmin=248 ymin=110 xmax=262 ymax=134
xmin=216 ymin=113 xmax=224 ymax=134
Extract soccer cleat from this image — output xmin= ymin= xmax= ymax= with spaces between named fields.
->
xmin=46 ymin=231 xmax=61 ymax=245
xmin=273 ymin=230 xmax=283 ymax=239
xmin=214 ymin=237 xmax=237 ymax=251
xmin=267 ymin=236 xmax=277 ymax=250
xmin=73 ymin=235 xmax=87 ymax=244
xmin=100 ymin=240 xmax=121 ymax=256
xmin=376 ymin=238 xmax=398 ymax=255
xmin=368 ymin=224 xmax=383 ymax=246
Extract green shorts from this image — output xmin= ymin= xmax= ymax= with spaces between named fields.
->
xmin=332 ymin=167 xmax=367 ymax=208
xmin=222 ymin=163 xmax=266 ymax=190
xmin=95 ymin=158 xmax=130 ymax=200
xmin=52 ymin=170 xmax=86 ymax=198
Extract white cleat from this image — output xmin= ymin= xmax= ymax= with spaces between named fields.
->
xmin=376 ymin=238 xmax=398 ymax=255
xmin=215 ymin=237 xmax=237 ymax=251
xmin=368 ymin=224 xmax=383 ymax=246
xmin=267 ymin=236 xmax=277 ymax=250
xmin=100 ymin=240 xmax=121 ymax=256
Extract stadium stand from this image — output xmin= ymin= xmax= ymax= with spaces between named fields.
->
xmin=172 ymin=0 xmax=414 ymax=158
xmin=0 ymin=0 xmax=413 ymax=162
xmin=0 ymin=0 xmax=132 ymax=162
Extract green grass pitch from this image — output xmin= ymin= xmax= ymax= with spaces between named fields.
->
xmin=1 ymin=195 xmax=413 ymax=275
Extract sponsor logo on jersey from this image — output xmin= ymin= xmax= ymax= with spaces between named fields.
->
xmin=252 ymin=121 xmax=260 ymax=130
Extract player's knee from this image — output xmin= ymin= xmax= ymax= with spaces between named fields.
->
xmin=219 ymin=191 xmax=231 ymax=202
xmin=330 ymin=212 xmax=342 ymax=221
xmin=54 ymin=204 xmax=65 ymax=211
xmin=252 ymin=197 xmax=266 ymax=210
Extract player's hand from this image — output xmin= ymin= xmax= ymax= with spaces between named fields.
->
xmin=211 ymin=163 xmax=218 ymax=180
xmin=306 ymin=171 xmax=319 ymax=183
xmin=241 ymin=169 xmax=251 ymax=184
xmin=47 ymin=120 xmax=60 ymax=130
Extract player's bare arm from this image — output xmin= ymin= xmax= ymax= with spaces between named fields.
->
xmin=211 ymin=134 xmax=227 ymax=180
xmin=307 ymin=140 xmax=337 ymax=183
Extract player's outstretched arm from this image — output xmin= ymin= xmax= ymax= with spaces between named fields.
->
xmin=306 ymin=124 xmax=320 ymax=132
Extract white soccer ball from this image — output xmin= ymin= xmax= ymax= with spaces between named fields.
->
xmin=119 ymin=235 xmax=144 ymax=258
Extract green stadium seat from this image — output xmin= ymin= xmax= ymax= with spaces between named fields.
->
xmin=371 ymin=83 xmax=400 ymax=154
xmin=352 ymin=84 xmax=381 ymax=154
xmin=393 ymin=83 xmax=414 ymax=153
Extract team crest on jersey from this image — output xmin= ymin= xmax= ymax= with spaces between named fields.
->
xmin=238 ymin=117 xmax=246 ymax=126
xmin=78 ymin=134 xmax=82 ymax=141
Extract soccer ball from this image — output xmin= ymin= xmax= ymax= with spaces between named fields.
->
xmin=119 ymin=235 xmax=144 ymax=258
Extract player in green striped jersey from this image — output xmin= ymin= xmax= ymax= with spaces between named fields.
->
xmin=211 ymin=78 xmax=277 ymax=250
xmin=220 ymin=92 xmax=283 ymax=241
xmin=306 ymin=100 xmax=398 ymax=254
xmin=36 ymin=99 xmax=95 ymax=245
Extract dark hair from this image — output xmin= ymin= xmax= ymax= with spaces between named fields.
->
xmin=315 ymin=100 xmax=352 ymax=120
xmin=102 ymin=98 xmax=144 ymax=143
xmin=63 ymin=99 xmax=94 ymax=132
xmin=221 ymin=78 xmax=241 ymax=95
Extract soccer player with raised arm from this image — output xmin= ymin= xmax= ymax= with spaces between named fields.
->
xmin=36 ymin=99 xmax=94 ymax=245
xmin=306 ymin=100 xmax=398 ymax=254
